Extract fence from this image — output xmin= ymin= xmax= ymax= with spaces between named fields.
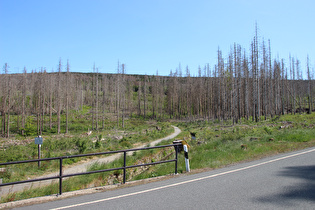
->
xmin=0 ymin=143 xmax=181 ymax=195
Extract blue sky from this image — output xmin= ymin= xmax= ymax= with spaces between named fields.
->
xmin=1 ymin=0 xmax=314 ymax=76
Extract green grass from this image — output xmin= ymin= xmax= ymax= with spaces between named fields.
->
xmin=0 ymin=112 xmax=173 ymax=184
xmin=0 ymin=139 xmax=176 ymax=203
xmin=1 ymin=112 xmax=315 ymax=203
xmin=131 ymin=112 xmax=315 ymax=180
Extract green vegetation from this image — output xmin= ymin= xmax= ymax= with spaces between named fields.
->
xmin=0 ymin=140 xmax=175 ymax=203
xmin=131 ymin=113 xmax=315 ymax=180
xmin=0 ymin=111 xmax=173 ymax=184
xmin=1 ymin=113 xmax=315 ymax=203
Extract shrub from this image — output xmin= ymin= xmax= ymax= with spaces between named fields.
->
xmin=119 ymin=138 xmax=132 ymax=149
xmin=263 ymin=126 xmax=273 ymax=135
xmin=24 ymin=116 xmax=37 ymax=136
xmin=75 ymin=138 xmax=89 ymax=154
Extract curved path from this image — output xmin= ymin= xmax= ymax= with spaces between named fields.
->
xmin=0 ymin=126 xmax=181 ymax=197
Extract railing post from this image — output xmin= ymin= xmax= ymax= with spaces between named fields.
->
xmin=175 ymin=144 xmax=178 ymax=175
xmin=59 ymin=157 xmax=63 ymax=195
xmin=123 ymin=151 xmax=126 ymax=184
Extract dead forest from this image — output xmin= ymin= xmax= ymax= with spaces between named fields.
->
xmin=1 ymin=35 xmax=314 ymax=138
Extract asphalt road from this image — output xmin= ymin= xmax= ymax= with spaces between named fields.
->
xmin=13 ymin=147 xmax=315 ymax=210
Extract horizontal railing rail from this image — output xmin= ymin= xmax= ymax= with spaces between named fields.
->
xmin=0 ymin=143 xmax=181 ymax=195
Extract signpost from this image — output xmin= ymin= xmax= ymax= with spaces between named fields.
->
xmin=35 ymin=136 xmax=43 ymax=168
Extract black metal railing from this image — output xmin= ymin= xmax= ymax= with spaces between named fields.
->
xmin=0 ymin=143 xmax=181 ymax=195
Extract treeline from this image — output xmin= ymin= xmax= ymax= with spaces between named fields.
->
xmin=1 ymin=33 xmax=314 ymax=138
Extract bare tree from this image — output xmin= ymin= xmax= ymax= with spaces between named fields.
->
xmin=243 ymin=51 xmax=250 ymax=120
xmin=296 ymin=58 xmax=302 ymax=114
xmin=65 ymin=60 xmax=70 ymax=133
xmin=307 ymin=55 xmax=313 ymax=114
xmin=102 ymin=74 xmax=107 ymax=129
xmin=262 ymin=39 xmax=268 ymax=119
xmin=151 ymin=75 xmax=157 ymax=119
xmin=49 ymin=69 xmax=54 ymax=130
xmin=121 ymin=64 xmax=126 ymax=128
xmin=137 ymin=80 xmax=141 ymax=117
xmin=95 ymin=67 xmax=99 ymax=130
xmin=143 ymin=74 xmax=147 ymax=119
xmin=116 ymin=61 xmax=120 ymax=127
xmin=1 ymin=63 xmax=10 ymax=137
xmin=41 ymin=69 xmax=46 ymax=135
xmin=291 ymin=56 xmax=296 ymax=114
xmin=268 ymin=40 xmax=274 ymax=118
xmin=57 ymin=59 xmax=62 ymax=134
xmin=252 ymin=24 xmax=260 ymax=122
xmin=185 ymin=66 xmax=192 ymax=120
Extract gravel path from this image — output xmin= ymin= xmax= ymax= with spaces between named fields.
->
xmin=0 ymin=126 xmax=181 ymax=197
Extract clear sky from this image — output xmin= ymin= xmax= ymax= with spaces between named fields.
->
xmin=1 ymin=0 xmax=314 ymax=76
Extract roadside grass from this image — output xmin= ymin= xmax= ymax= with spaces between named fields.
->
xmin=180 ymin=113 xmax=315 ymax=170
xmin=131 ymin=113 xmax=315 ymax=180
xmin=1 ymin=113 xmax=315 ymax=203
xmin=0 ymin=116 xmax=173 ymax=184
xmin=0 ymin=139 xmax=176 ymax=203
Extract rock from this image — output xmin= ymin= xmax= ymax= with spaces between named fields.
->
xmin=114 ymin=135 xmax=123 ymax=140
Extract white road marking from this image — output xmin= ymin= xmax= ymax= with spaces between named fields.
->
xmin=50 ymin=147 xmax=315 ymax=210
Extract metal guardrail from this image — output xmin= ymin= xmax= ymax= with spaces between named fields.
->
xmin=0 ymin=143 xmax=181 ymax=195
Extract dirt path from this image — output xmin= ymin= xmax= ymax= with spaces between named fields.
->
xmin=0 ymin=126 xmax=181 ymax=197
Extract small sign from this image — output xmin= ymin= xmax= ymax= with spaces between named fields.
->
xmin=35 ymin=137 xmax=43 ymax=145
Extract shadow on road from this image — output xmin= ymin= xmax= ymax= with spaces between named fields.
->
xmin=253 ymin=165 xmax=315 ymax=206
